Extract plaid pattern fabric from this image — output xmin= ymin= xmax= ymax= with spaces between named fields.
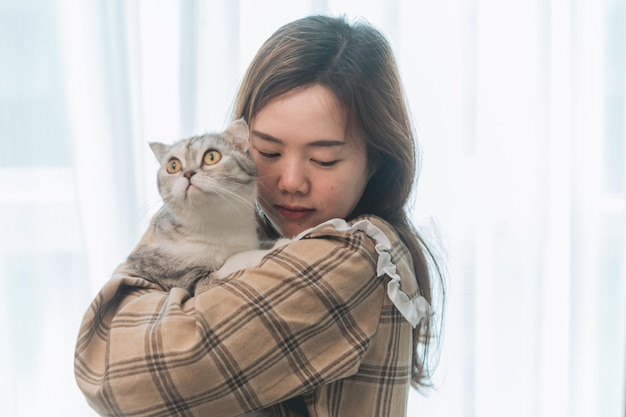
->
xmin=75 ymin=215 xmax=418 ymax=416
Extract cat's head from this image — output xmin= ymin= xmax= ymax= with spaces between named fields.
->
xmin=149 ymin=119 xmax=256 ymax=215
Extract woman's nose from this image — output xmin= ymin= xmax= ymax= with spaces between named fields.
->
xmin=277 ymin=160 xmax=309 ymax=194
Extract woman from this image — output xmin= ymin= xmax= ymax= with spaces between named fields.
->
xmin=75 ymin=15 xmax=444 ymax=416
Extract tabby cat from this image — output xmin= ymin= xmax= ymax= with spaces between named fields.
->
xmin=120 ymin=119 xmax=260 ymax=292
xmin=121 ymin=119 xmax=279 ymax=415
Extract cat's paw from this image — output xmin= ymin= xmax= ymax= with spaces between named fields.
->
xmin=211 ymin=249 xmax=269 ymax=280
xmin=272 ymin=238 xmax=293 ymax=249
xmin=211 ymin=238 xmax=294 ymax=280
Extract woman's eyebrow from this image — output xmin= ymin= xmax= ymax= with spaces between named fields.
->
xmin=251 ymin=130 xmax=345 ymax=148
xmin=308 ymin=139 xmax=345 ymax=148
xmin=251 ymin=130 xmax=283 ymax=144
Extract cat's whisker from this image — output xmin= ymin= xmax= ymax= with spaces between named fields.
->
xmin=161 ymin=192 xmax=177 ymax=205
xmin=255 ymin=193 xmax=273 ymax=213
xmin=210 ymin=180 xmax=256 ymax=202
xmin=217 ymin=187 xmax=257 ymax=209
xmin=227 ymin=189 xmax=257 ymax=209
xmin=139 ymin=198 xmax=163 ymax=219
xmin=211 ymin=186 xmax=256 ymax=216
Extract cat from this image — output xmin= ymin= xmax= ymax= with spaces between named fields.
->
xmin=120 ymin=119 xmax=283 ymax=416
xmin=120 ymin=119 xmax=261 ymax=292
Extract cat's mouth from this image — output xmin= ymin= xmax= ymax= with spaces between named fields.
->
xmin=185 ymin=183 xmax=203 ymax=197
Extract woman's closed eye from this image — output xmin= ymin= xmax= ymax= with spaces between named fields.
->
xmin=255 ymin=148 xmax=280 ymax=159
xmin=312 ymin=158 xmax=340 ymax=167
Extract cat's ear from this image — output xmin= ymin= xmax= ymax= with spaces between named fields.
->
xmin=224 ymin=118 xmax=250 ymax=152
xmin=149 ymin=142 xmax=169 ymax=162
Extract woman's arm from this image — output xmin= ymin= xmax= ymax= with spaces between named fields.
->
xmin=74 ymin=220 xmax=385 ymax=417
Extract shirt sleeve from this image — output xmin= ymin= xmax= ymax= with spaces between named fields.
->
xmin=74 ymin=219 xmax=386 ymax=416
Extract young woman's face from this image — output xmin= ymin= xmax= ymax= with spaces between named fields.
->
xmin=250 ymin=84 xmax=371 ymax=237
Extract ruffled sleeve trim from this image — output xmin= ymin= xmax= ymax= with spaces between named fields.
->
xmin=295 ymin=218 xmax=432 ymax=328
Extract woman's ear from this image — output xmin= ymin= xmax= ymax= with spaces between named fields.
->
xmin=367 ymin=154 xmax=381 ymax=181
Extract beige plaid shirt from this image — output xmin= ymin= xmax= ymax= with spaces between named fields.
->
xmin=75 ymin=215 xmax=421 ymax=416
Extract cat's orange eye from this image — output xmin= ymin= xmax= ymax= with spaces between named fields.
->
xmin=166 ymin=158 xmax=183 ymax=174
xmin=203 ymin=150 xmax=222 ymax=166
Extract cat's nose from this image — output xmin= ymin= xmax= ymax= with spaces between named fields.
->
xmin=184 ymin=170 xmax=196 ymax=179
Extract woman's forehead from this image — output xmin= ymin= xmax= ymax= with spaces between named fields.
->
xmin=251 ymin=84 xmax=366 ymax=148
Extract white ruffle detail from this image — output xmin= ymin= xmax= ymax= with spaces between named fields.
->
xmin=295 ymin=218 xmax=432 ymax=328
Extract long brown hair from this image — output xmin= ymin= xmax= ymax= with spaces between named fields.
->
xmin=233 ymin=14 xmax=444 ymax=389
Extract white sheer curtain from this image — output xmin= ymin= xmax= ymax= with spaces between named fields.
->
xmin=1 ymin=1 xmax=624 ymax=416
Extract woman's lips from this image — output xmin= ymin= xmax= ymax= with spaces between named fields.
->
xmin=276 ymin=205 xmax=315 ymax=220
